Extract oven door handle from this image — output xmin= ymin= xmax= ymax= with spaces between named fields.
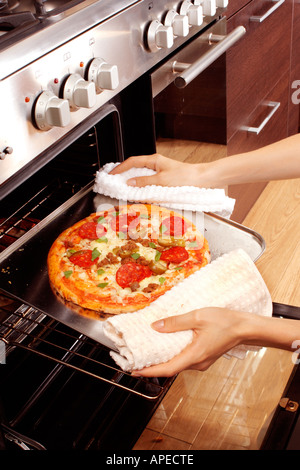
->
xmin=173 ymin=26 xmax=246 ymax=88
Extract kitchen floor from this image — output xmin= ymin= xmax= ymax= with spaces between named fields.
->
xmin=133 ymin=138 xmax=300 ymax=450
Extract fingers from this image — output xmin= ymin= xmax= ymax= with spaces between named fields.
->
xmin=108 ymin=153 xmax=191 ymax=188
xmin=109 ymin=154 xmax=163 ymax=187
xmin=152 ymin=310 xmax=199 ymax=334
xmin=109 ymin=154 xmax=159 ymax=175
xmin=130 ymin=313 xmax=200 ymax=377
xmin=131 ymin=308 xmax=245 ymax=377
xmin=131 ymin=339 xmax=209 ymax=377
xmin=127 ymin=173 xmax=166 ymax=187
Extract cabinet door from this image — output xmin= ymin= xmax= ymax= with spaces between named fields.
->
xmin=289 ymin=0 xmax=300 ymax=135
xmin=228 ymin=71 xmax=290 ymax=223
xmin=228 ymin=70 xmax=289 ymax=154
xmin=226 ymin=0 xmax=292 ymax=142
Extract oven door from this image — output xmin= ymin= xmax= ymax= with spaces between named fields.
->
xmin=151 ymin=18 xmax=245 ymax=161
xmin=0 ymin=98 xmax=172 ymax=451
xmin=261 ymin=303 xmax=300 ymax=450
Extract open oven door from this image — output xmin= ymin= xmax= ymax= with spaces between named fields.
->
xmin=261 ymin=303 xmax=300 ymax=450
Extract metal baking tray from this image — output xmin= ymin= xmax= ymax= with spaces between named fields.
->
xmin=0 ymin=182 xmax=265 ymax=349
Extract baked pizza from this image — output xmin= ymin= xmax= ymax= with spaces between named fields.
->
xmin=47 ymin=204 xmax=210 ymax=315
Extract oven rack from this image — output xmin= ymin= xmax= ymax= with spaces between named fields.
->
xmin=0 ymin=298 xmax=172 ymax=401
xmin=0 ymin=176 xmax=89 ymax=254
xmin=0 ymin=126 xmax=99 ymax=253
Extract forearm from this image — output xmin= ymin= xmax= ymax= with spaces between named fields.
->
xmin=240 ymin=313 xmax=300 ymax=352
xmin=203 ymin=134 xmax=300 ymax=187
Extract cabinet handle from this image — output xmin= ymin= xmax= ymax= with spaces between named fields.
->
xmin=243 ymin=101 xmax=280 ymax=135
xmin=250 ymin=0 xmax=285 ymax=23
xmin=174 ymin=26 xmax=246 ymax=88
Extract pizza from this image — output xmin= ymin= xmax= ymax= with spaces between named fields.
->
xmin=47 ymin=204 xmax=210 ymax=315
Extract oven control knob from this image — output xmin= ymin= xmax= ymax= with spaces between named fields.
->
xmin=216 ymin=0 xmax=228 ymax=7
xmin=63 ymin=73 xmax=96 ymax=110
xmin=164 ymin=10 xmax=189 ymax=37
xmin=196 ymin=0 xmax=217 ymax=16
xmin=87 ymin=58 xmax=119 ymax=92
xmin=147 ymin=20 xmax=174 ymax=52
xmin=34 ymin=91 xmax=71 ymax=131
xmin=180 ymin=0 xmax=203 ymax=26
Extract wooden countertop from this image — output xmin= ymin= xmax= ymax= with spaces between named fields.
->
xmin=133 ymin=141 xmax=300 ymax=450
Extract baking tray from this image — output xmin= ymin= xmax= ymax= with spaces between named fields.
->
xmin=0 ymin=182 xmax=265 ymax=349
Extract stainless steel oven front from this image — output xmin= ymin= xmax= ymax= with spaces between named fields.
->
xmin=152 ymin=17 xmax=245 ymax=147
xmin=0 ymin=0 xmax=245 ymax=451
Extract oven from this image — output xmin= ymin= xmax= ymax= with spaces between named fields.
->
xmin=0 ymin=0 xmax=246 ymax=450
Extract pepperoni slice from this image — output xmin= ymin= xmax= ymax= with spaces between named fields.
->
xmin=160 ymin=216 xmax=189 ymax=237
xmin=116 ymin=262 xmax=152 ymax=288
xmin=160 ymin=246 xmax=189 ymax=264
xmin=78 ymin=222 xmax=107 ymax=240
xmin=110 ymin=214 xmax=140 ymax=234
xmin=69 ymin=250 xmax=97 ymax=268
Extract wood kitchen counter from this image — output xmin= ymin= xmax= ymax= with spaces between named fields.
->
xmin=133 ymin=141 xmax=300 ymax=451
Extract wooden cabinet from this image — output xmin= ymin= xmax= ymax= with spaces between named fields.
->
xmin=227 ymin=71 xmax=290 ymax=221
xmin=225 ymin=0 xmax=294 ymax=222
xmin=226 ymin=0 xmax=292 ymax=143
xmin=227 ymin=71 xmax=290 ymax=154
xmin=288 ymin=0 xmax=300 ymax=136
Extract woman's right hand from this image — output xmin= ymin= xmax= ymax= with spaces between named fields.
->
xmin=109 ymin=153 xmax=213 ymax=188
xmin=131 ymin=307 xmax=258 ymax=377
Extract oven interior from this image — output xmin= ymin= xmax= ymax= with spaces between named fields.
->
xmin=0 ymin=99 xmax=172 ymax=451
xmin=0 ymin=297 xmax=173 ymax=450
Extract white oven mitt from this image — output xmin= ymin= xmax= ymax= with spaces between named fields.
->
xmin=102 ymin=249 xmax=272 ymax=372
xmin=93 ymin=162 xmax=235 ymax=218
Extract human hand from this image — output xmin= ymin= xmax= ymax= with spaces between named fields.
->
xmin=109 ymin=153 xmax=212 ymax=188
xmin=131 ymin=307 xmax=255 ymax=377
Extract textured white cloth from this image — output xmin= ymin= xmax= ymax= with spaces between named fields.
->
xmin=93 ymin=162 xmax=235 ymax=218
xmin=102 ymin=249 xmax=272 ymax=371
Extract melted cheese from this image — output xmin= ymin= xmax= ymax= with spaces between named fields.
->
xmin=63 ymin=210 xmax=204 ymax=302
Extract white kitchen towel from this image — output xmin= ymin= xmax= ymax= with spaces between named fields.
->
xmin=93 ymin=162 xmax=235 ymax=218
xmin=102 ymin=249 xmax=272 ymax=371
